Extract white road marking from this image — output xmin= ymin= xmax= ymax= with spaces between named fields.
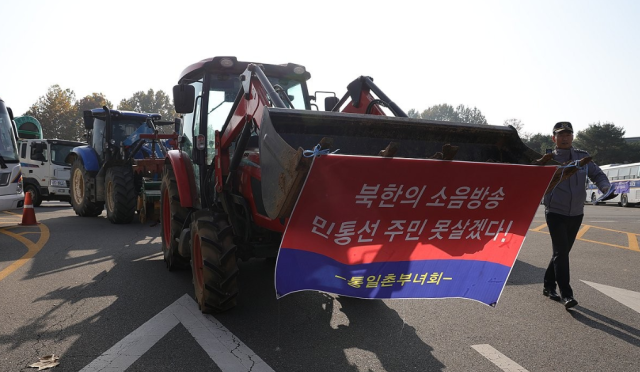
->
xmin=582 ymin=280 xmax=640 ymax=314
xmin=471 ymin=344 xmax=529 ymax=372
xmin=81 ymin=294 xmax=274 ymax=372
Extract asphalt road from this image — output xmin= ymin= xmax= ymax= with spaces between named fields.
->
xmin=0 ymin=202 xmax=638 ymax=371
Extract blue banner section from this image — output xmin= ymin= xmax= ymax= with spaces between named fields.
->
xmin=275 ymin=249 xmax=511 ymax=306
xmin=613 ymin=181 xmax=630 ymax=194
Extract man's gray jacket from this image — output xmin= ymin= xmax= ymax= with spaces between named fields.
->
xmin=543 ymin=147 xmax=610 ymax=216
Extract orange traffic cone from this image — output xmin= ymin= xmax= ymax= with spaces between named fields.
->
xmin=20 ymin=192 xmax=38 ymax=226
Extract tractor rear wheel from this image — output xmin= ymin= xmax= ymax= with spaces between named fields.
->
xmin=106 ymin=167 xmax=136 ymax=224
xmin=160 ymin=163 xmax=190 ymax=270
xmin=190 ymin=211 xmax=239 ymax=313
xmin=70 ymin=157 xmax=104 ymax=217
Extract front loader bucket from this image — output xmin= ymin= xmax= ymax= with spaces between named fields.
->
xmin=259 ymin=108 xmax=547 ymax=219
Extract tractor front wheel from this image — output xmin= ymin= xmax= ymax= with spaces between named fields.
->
xmin=70 ymin=158 xmax=104 ymax=217
xmin=160 ymin=163 xmax=189 ymax=271
xmin=106 ymin=167 xmax=136 ymax=224
xmin=190 ymin=211 xmax=239 ymax=313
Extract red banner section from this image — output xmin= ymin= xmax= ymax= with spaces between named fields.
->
xmin=275 ymin=155 xmax=556 ymax=306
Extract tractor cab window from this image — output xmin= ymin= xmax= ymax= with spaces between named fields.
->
xmin=207 ymin=74 xmax=241 ymax=134
xmin=203 ymin=73 xmax=308 ymax=165
xmin=92 ymin=119 xmax=106 ymax=157
xmin=206 ymin=74 xmax=242 ymax=165
xmin=112 ymin=121 xmax=142 ymax=145
xmin=91 ymin=118 xmax=142 ymax=160
xmin=268 ymin=77 xmax=306 ymax=110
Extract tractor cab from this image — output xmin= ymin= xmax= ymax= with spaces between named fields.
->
xmin=83 ymin=108 xmax=162 ymax=163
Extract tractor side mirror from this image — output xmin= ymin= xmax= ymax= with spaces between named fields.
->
xmin=173 ymin=84 xmax=195 ymax=114
xmin=325 ymin=96 xmax=339 ymax=111
xmin=83 ymin=110 xmax=94 ymax=129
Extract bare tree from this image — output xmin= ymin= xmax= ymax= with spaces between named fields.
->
xmin=503 ymin=118 xmax=524 ymax=133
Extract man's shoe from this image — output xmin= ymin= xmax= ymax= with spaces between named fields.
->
xmin=561 ymin=297 xmax=578 ymax=309
xmin=543 ymin=288 xmax=561 ymax=301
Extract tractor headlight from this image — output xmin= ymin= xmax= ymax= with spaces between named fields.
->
xmin=293 ymin=66 xmax=305 ymax=75
xmin=50 ymin=179 xmax=66 ymax=187
xmin=220 ymin=58 xmax=234 ymax=68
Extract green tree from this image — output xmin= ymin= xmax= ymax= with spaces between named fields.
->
xmin=415 ymin=103 xmax=487 ymax=124
xmin=24 ymin=85 xmax=81 ymax=141
xmin=627 ymin=141 xmax=640 ymax=163
xmin=76 ymin=93 xmax=112 ymax=140
xmin=419 ymin=103 xmax=459 ymax=122
xmin=407 ymin=108 xmax=420 ymax=119
xmin=118 ymin=89 xmax=176 ymax=134
xmin=522 ymin=133 xmax=554 ymax=154
xmin=118 ymin=89 xmax=176 ymax=121
xmin=573 ymin=122 xmax=627 ymax=164
xmin=455 ymin=104 xmax=487 ymax=125
xmin=77 ymin=93 xmax=112 ymax=114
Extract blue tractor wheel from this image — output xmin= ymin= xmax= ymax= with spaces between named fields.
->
xmin=70 ymin=158 xmax=104 ymax=217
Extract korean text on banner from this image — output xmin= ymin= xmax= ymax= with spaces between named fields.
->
xmin=275 ymin=155 xmax=556 ymax=306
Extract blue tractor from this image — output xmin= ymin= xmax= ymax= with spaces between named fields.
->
xmin=66 ymin=107 xmax=179 ymax=224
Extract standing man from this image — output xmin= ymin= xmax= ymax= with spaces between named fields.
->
xmin=542 ymin=121 xmax=610 ymax=309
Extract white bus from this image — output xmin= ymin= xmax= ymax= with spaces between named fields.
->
xmin=586 ymin=162 xmax=640 ymax=207
xmin=0 ymin=98 xmax=25 ymax=211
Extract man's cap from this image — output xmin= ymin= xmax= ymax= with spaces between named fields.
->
xmin=553 ymin=121 xmax=573 ymax=134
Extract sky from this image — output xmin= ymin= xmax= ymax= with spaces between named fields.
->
xmin=1 ymin=0 xmax=639 ymax=137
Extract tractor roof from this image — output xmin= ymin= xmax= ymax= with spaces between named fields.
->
xmin=178 ymin=56 xmax=311 ymax=85
xmin=21 ymin=138 xmax=86 ymax=146
xmin=85 ymin=108 xmax=162 ymax=121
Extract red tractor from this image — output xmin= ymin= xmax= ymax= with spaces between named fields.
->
xmin=161 ymin=56 xmax=549 ymax=313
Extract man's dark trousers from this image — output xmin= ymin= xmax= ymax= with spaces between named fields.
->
xmin=544 ymin=212 xmax=584 ymax=298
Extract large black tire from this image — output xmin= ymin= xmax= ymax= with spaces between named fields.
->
xmin=70 ymin=157 xmax=104 ymax=217
xmin=105 ymin=167 xmax=136 ymax=224
xmin=190 ymin=211 xmax=239 ymax=313
xmin=25 ymin=184 xmax=42 ymax=207
xmin=160 ymin=163 xmax=190 ymax=270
